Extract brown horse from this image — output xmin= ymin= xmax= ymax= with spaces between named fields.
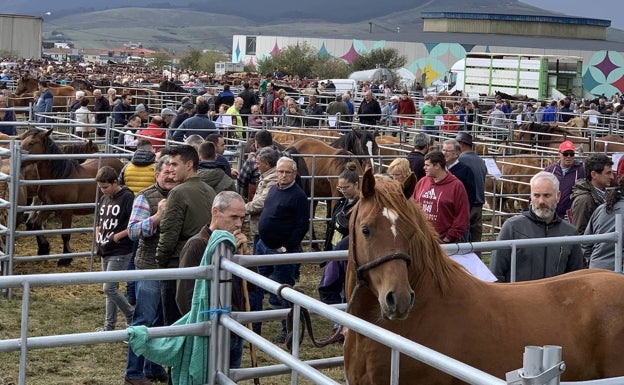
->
xmin=286 ymin=137 xmax=365 ymax=249
xmin=15 ymin=75 xmax=75 ymax=109
xmin=21 ymin=129 xmax=123 ymax=266
xmin=345 ymin=168 xmax=624 ymax=384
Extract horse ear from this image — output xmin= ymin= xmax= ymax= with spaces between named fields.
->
xmin=361 ymin=167 xmax=375 ymax=198
xmin=45 ymin=129 xmax=53 ymax=137
xmin=403 ymin=173 xmax=417 ymax=198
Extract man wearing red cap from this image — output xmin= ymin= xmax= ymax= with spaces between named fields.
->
xmin=544 ymin=140 xmax=585 ymax=220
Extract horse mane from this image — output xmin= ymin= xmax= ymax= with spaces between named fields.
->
xmin=25 ymin=130 xmax=79 ymax=179
xmin=370 ymin=176 xmax=461 ymax=294
xmin=331 ymin=132 xmax=359 ymax=153
xmin=60 ymin=141 xmax=99 ymax=155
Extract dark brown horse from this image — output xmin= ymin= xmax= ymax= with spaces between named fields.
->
xmin=21 ymin=129 xmax=123 ymax=266
xmin=345 ymin=168 xmax=624 ymax=384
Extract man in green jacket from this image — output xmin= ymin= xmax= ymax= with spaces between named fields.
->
xmin=155 ymin=145 xmax=216 ymax=326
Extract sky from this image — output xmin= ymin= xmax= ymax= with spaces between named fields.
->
xmin=519 ymin=0 xmax=624 ymax=30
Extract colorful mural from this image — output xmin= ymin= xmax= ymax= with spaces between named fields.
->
xmin=232 ymin=35 xmax=624 ymax=97
xmin=584 ymin=50 xmax=624 ymax=96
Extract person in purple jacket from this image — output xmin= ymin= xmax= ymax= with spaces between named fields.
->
xmin=544 ymin=140 xmax=585 ymax=220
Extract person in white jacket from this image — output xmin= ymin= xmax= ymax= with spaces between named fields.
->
xmin=75 ymin=98 xmax=94 ymax=137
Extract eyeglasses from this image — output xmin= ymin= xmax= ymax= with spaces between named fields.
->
xmin=560 ymin=152 xmax=575 ymax=157
xmin=337 ymin=184 xmax=353 ymax=191
xmin=277 ymin=170 xmax=294 ymax=175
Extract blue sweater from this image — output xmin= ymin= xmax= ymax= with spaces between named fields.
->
xmin=258 ymin=183 xmax=309 ymax=250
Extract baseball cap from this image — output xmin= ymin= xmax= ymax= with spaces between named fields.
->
xmin=558 ymin=140 xmax=576 ymax=153
xmin=161 ymin=108 xmax=177 ymax=117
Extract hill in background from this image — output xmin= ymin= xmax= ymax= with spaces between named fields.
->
xmin=7 ymin=0 xmax=621 ymax=53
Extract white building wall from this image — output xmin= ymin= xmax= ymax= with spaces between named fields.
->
xmin=0 ymin=15 xmax=42 ymax=59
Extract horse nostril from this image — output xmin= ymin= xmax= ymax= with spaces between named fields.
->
xmin=409 ymin=291 xmax=415 ymax=307
xmin=386 ymin=291 xmax=396 ymax=311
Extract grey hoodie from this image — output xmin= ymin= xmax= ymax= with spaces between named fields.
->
xmin=490 ymin=209 xmax=583 ymax=282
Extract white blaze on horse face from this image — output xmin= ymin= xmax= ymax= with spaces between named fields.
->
xmin=366 ymin=140 xmax=374 ymax=170
xmin=382 ymin=207 xmax=398 ymax=238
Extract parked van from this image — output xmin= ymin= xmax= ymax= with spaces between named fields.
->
xmin=319 ymin=78 xmax=358 ymax=96
xmin=348 ymin=68 xmax=394 ymax=87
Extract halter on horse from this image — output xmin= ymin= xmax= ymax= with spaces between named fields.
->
xmin=345 ymin=168 xmax=624 ymax=384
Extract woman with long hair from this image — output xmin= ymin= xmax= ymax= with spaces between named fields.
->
xmin=317 ymin=162 xmax=360 ymax=344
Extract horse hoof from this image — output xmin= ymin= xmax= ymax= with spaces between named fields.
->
xmin=57 ymin=258 xmax=72 ymax=267
xmin=38 ymin=246 xmax=50 ymax=256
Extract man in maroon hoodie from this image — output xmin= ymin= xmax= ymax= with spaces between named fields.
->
xmin=412 ymin=150 xmax=470 ymax=243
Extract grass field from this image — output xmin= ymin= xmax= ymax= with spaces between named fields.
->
xmin=0 ymin=216 xmax=345 ymax=385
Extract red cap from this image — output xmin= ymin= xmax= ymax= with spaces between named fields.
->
xmin=558 ymin=141 xmax=575 ymax=153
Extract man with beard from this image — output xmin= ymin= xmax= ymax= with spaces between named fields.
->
xmin=489 ymin=171 xmax=583 ymax=283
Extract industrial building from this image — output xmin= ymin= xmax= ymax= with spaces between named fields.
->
xmin=0 ymin=14 xmax=42 ymax=59
xmin=233 ymin=13 xmax=624 ymax=97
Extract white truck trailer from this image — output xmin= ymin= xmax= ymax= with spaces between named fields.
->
xmin=431 ymin=53 xmax=583 ymax=100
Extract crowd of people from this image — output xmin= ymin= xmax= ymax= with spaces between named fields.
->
xmin=6 ymin=59 xmax=624 ymax=383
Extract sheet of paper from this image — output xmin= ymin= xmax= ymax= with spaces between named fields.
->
xmin=484 ymin=158 xmax=502 ymax=179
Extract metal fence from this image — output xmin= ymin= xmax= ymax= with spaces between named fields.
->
xmin=2 ymin=229 xmax=624 ymax=384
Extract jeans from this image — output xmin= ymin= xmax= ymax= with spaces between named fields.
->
xmin=230 ymin=334 xmax=243 ymax=369
xmin=422 ymin=125 xmax=439 ymax=140
xmin=251 ymin=239 xmax=300 ymax=333
xmin=160 ymin=279 xmax=182 ymax=326
xmin=125 ymin=279 xmax=167 ymax=380
xmin=318 ymin=236 xmax=349 ymax=305
xmin=126 ymin=240 xmax=139 ymax=305
xmin=101 ymin=253 xmax=134 ymax=330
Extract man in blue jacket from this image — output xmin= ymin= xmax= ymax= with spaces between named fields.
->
xmin=172 ymin=101 xmax=217 ymax=142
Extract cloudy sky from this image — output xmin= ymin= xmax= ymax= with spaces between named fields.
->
xmin=520 ymin=0 xmax=624 ymax=30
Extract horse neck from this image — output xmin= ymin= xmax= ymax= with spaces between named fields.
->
xmin=33 ymin=160 xmax=54 ymax=180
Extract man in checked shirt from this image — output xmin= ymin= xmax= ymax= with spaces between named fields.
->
xmin=123 ymin=154 xmax=178 ymax=385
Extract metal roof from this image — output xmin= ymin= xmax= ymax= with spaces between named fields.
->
xmin=422 ymin=12 xmax=611 ymax=27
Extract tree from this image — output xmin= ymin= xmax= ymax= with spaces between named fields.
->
xmin=179 ymin=48 xmax=228 ymax=72
xmin=197 ymin=50 xmax=229 ymax=73
xmin=148 ymin=52 xmax=172 ymax=69
xmin=351 ymin=48 xmax=407 ymax=71
xmin=311 ymin=57 xmax=352 ymax=79
xmin=179 ymin=47 xmax=203 ymax=71
xmin=257 ymin=42 xmax=320 ymax=78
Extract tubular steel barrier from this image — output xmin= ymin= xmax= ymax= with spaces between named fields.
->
xmin=2 ymin=230 xmax=624 ymax=384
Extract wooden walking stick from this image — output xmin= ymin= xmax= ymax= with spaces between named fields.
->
xmin=239 ymin=242 xmax=260 ymax=385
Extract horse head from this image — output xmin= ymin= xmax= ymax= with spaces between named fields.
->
xmin=15 ymin=74 xmax=32 ymax=95
xmin=349 ymin=168 xmax=416 ymax=320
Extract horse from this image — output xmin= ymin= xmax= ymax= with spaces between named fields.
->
xmin=59 ymin=139 xmax=100 ymax=163
xmin=330 ymin=128 xmax=379 ymax=170
xmin=513 ymin=122 xmax=583 ymax=153
xmin=69 ymin=78 xmax=95 ymax=92
xmin=270 ymin=129 xmax=341 ymax=146
xmin=15 ymin=75 xmax=75 ymax=109
xmin=345 ymin=168 xmax=624 ymax=384
xmin=286 ymin=137 xmax=365 ymax=249
xmin=20 ymin=129 xmax=123 ymax=266
xmin=159 ymin=79 xmax=187 ymax=94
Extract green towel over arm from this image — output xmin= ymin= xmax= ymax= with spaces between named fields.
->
xmin=128 ymin=230 xmax=236 ymax=385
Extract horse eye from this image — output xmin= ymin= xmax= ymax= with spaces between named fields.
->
xmin=361 ymin=225 xmax=370 ymax=238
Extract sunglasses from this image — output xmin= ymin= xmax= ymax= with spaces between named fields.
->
xmin=560 ymin=152 xmax=575 ymax=157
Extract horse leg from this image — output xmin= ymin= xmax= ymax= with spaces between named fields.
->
xmin=58 ymin=212 xmax=74 ymax=266
xmin=26 ymin=211 xmax=50 ymax=256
